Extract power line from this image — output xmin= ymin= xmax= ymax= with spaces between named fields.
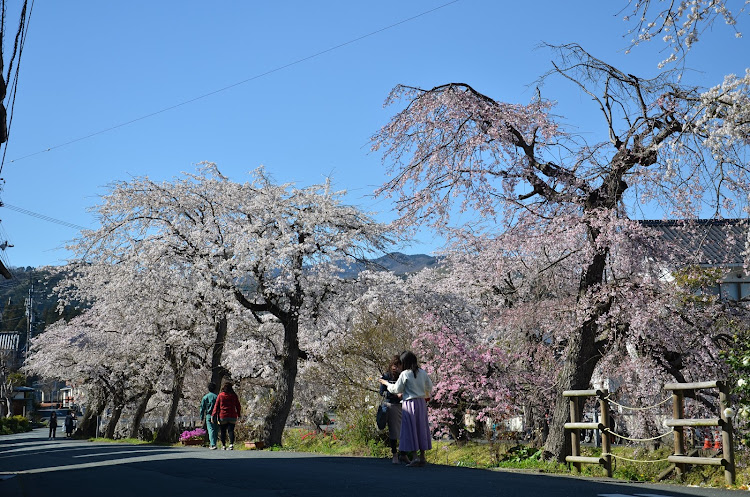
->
xmin=1 ymin=202 xmax=88 ymax=230
xmin=0 ymin=0 xmax=34 ymax=175
xmin=6 ymin=1 xmax=460 ymax=164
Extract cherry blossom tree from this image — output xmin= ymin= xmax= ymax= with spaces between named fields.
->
xmin=372 ymin=43 xmax=750 ymax=460
xmin=403 ymin=261 xmax=559 ymax=443
xmin=25 ymin=306 xmax=127 ymax=437
xmin=46 ymin=243 xmax=222 ymax=440
xmin=218 ymin=170 xmax=394 ymax=445
xmin=417 ymin=318 xmax=514 ymax=441
xmin=0 ymin=352 xmax=24 ymax=418
xmin=621 ymin=0 xmax=748 ymax=66
xmin=23 ymin=283 xmax=180 ymax=439
xmin=63 ymin=164 xmax=394 ymax=446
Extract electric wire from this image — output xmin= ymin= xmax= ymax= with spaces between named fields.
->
xmin=6 ymin=0 xmax=460 ymax=165
xmin=1 ymin=203 xmax=88 ymax=231
xmin=0 ymin=0 xmax=33 ymax=175
xmin=1 ymin=1 xmax=6 ymax=57
xmin=3 ymin=0 xmax=28 ymax=86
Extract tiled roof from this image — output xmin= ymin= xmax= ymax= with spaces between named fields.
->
xmin=639 ymin=219 xmax=748 ymax=266
xmin=0 ymin=332 xmax=20 ymax=351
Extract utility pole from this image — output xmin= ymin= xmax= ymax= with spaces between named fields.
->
xmin=24 ymin=278 xmax=32 ymax=360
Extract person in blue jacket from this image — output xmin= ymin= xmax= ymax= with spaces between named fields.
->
xmin=200 ymin=382 xmax=219 ymax=450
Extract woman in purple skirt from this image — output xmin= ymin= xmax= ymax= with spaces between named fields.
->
xmin=378 ymin=350 xmax=433 ymax=467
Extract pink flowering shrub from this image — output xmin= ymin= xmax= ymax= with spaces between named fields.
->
xmin=416 ymin=317 xmax=529 ymax=441
xmin=179 ymin=428 xmax=207 ymax=442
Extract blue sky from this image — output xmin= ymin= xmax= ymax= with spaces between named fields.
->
xmin=0 ymin=0 xmax=747 ymax=268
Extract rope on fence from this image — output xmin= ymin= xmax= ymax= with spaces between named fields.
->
xmin=603 ymin=427 xmax=675 ymax=442
xmin=602 ymin=452 xmax=672 ymax=463
xmin=604 ymin=394 xmax=673 ymax=411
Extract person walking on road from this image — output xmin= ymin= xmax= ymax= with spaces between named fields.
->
xmin=48 ymin=411 xmax=58 ymax=439
xmin=200 ymin=382 xmax=219 ymax=450
xmin=212 ymin=382 xmax=241 ymax=450
xmin=378 ymin=350 xmax=433 ymax=467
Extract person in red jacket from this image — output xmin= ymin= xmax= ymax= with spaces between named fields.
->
xmin=211 ymin=382 xmax=241 ymax=450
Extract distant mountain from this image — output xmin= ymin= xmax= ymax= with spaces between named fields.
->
xmin=338 ymin=252 xmax=440 ymax=278
xmin=0 ymin=254 xmax=437 ymax=335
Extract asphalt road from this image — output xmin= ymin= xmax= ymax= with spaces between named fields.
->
xmin=0 ymin=429 xmax=745 ymax=497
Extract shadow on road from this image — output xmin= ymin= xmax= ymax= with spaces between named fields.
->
xmin=0 ymin=429 xmax=741 ymax=497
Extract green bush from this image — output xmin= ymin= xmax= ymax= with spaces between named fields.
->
xmin=280 ymin=409 xmax=390 ymax=458
xmin=337 ymin=409 xmax=379 ymax=447
xmin=0 ymin=415 xmax=32 ymax=434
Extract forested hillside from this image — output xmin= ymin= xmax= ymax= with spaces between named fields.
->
xmin=0 ymin=267 xmax=80 ymax=354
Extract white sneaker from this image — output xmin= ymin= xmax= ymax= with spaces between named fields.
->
xmin=229 ymin=444 xmax=233 ymax=450
xmin=222 ymin=445 xmax=227 ymax=450
xmin=209 ymin=446 xmax=217 ymax=450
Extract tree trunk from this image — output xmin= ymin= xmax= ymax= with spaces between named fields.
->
xmin=448 ymin=423 xmax=469 ymax=444
xmin=210 ymin=316 xmax=228 ymax=388
xmin=542 ymin=324 xmax=601 ymax=460
xmin=104 ymin=403 xmax=124 ymax=439
xmin=155 ymin=365 xmax=186 ymax=443
xmin=261 ymin=318 xmax=300 ymax=447
xmin=543 ymin=248 xmax=608 ymax=461
xmin=128 ymin=388 xmax=154 ymax=439
xmin=76 ymin=392 xmax=106 ymax=438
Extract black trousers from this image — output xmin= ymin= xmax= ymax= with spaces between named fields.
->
xmin=219 ymin=422 xmax=235 ymax=445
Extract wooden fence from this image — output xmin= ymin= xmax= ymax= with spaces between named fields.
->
xmin=564 ymin=389 xmax=612 ymax=477
xmin=563 ymin=380 xmax=736 ymax=485
xmin=663 ymin=380 xmax=735 ymax=485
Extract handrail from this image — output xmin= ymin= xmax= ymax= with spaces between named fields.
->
xmin=663 ymin=381 xmax=721 ymax=391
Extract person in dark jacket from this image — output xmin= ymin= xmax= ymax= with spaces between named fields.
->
xmin=48 ymin=411 xmax=58 ymax=439
xmin=64 ymin=411 xmax=75 ymax=437
xmin=378 ymin=350 xmax=433 ymax=468
xmin=212 ymin=382 xmax=241 ymax=450
xmin=380 ymin=355 xmax=408 ymax=464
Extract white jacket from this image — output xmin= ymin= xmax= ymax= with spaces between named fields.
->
xmin=386 ymin=368 xmax=433 ymax=401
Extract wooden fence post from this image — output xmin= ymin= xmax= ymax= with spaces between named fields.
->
xmin=672 ymin=390 xmax=685 ymax=479
xmin=564 ymin=390 xmax=607 ymax=473
xmin=718 ymin=381 xmax=736 ymax=486
xmin=664 ymin=381 xmax=734 ymax=484
xmin=569 ymin=396 xmax=581 ymax=473
xmin=598 ymin=390 xmax=612 ymax=477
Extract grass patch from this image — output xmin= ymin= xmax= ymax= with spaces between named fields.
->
xmin=577 ymin=446 xmax=673 ymax=482
xmin=279 ymin=430 xmax=750 ymax=490
xmin=425 ymin=440 xmax=567 ymax=472
xmin=279 ymin=427 xmax=389 ymax=458
xmin=89 ymin=437 xmax=166 ymax=445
